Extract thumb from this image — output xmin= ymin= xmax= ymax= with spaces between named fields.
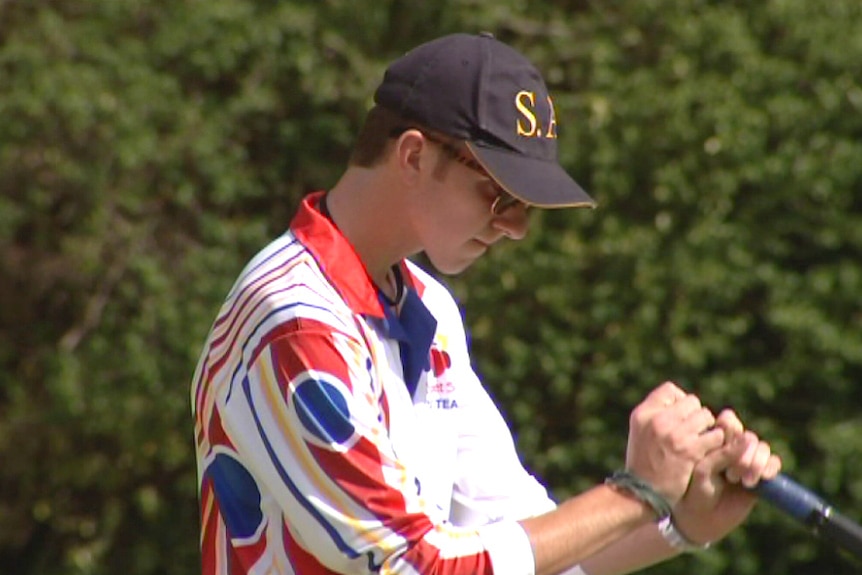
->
xmin=691 ymin=433 xmax=749 ymax=493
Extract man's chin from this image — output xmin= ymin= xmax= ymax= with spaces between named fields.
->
xmin=426 ymin=255 xmax=475 ymax=276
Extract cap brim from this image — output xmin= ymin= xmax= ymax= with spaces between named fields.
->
xmin=467 ymin=142 xmax=596 ymax=209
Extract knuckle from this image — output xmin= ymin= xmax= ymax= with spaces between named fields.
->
xmin=650 ymin=414 xmax=672 ymax=436
xmin=669 ymin=432 xmax=689 ymax=453
xmin=692 ymin=464 xmax=710 ymax=483
xmin=718 ymin=408 xmax=739 ymax=423
xmin=684 ymin=393 xmax=702 ymax=410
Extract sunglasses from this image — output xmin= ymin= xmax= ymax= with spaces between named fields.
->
xmin=415 ymin=132 xmax=528 ymax=216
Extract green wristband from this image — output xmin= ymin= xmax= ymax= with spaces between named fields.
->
xmin=605 ymin=469 xmax=673 ymax=520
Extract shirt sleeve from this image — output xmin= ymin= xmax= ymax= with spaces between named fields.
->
xmin=448 ymin=363 xmax=557 ymax=527
xmin=440 ymin=360 xmax=554 ymax=575
xmin=478 ymin=519 xmax=540 ymax=575
xmin=218 ymin=316 xmax=521 ymax=574
xmin=409 ymin=265 xmax=556 ymax=573
xmin=432 ymin=291 xmax=556 ymax=528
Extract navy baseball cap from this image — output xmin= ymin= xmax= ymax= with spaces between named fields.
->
xmin=374 ymin=32 xmax=596 ymax=209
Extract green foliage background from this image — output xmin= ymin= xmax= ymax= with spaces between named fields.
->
xmin=2 ymin=0 xmax=861 ymax=573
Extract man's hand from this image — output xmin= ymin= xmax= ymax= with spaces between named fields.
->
xmin=671 ymin=409 xmax=783 ymax=545
xmin=625 ymin=382 xmax=726 ymax=507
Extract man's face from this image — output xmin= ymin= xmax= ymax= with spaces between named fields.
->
xmin=410 ymin=136 xmax=531 ymax=275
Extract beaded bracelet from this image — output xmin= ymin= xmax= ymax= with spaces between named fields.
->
xmin=604 ymin=469 xmax=673 ymax=520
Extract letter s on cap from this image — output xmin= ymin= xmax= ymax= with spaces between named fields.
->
xmin=515 ymin=91 xmax=538 ymax=137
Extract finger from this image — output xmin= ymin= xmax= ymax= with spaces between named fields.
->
xmin=657 ymin=423 xmax=726 ymax=465
xmin=685 ymin=432 xmax=754 ymax=506
xmin=724 ymin=432 xmax=757 ymax=484
xmin=648 ymin=402 xmax=720 ymax=459
xmin=644 ymin=381 xmax=687 ymax=410
xmin=662 ymin=393 xmax=707 ymax=424
xmin=715 ymin=409 xmax=745 ymax=438
xmin=655 ymin=403 xmax=722 ymax=459
xmin=714 ymin=410 xmax=746 ymax=457
xmin=689 ymin=439 xmax=737 ymax=495
xmin=696 ymin=426 xmax=729 ymax=456
xmin=742 ymin=441 xmax=773 ymax=488
xmin=632 ymin=382 xmax=688 ymax=425
xmin=688 ymin=458 xmax=726 ymax=502
xmin=678 ymin=406 xmax=717 ymax=435
xmin=763 ymin=454 xmax=782 ymax=480
xmin=699 ymin=428 xmax=747 ymax=472
xmin=726 ymin=431 xmax=772 ymax=486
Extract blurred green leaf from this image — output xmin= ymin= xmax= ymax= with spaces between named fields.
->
xmin=2 ymin=0 xmax=861 ymax=574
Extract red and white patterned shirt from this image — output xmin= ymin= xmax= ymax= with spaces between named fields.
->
xmin=192 ymin=192 xmax=555 ymax=574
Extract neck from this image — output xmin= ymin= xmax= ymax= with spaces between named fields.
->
xmin=324 ymin=166 xmax=420 ymax=293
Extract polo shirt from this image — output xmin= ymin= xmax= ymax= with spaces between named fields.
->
xmin=191 ymin=192 xmax=556 ymax=574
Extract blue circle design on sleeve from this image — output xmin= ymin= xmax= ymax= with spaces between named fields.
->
xmin=293 ymin=376 xmax=355 ymax=444
xmin=206 ymin=452 xmax=264 ymax=540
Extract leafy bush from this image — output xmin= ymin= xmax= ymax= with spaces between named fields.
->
xmin=1 ymin=1 xmax=860 ymax=573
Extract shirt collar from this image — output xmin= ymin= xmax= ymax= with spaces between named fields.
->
xmin=290 ymin=191 xmax=426 ymax=318
xmin=291 ymin=192 xmax=437 ymax=396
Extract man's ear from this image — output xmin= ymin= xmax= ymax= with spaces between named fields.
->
xmin=393 ymin=129 xmax=428 ymax=185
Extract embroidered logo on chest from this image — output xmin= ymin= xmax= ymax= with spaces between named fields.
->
xmin=427 ymin=347 xmax=458 ymax=409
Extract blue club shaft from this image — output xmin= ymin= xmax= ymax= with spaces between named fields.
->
xmin=756 ymin=473 xmax=862 ymax=560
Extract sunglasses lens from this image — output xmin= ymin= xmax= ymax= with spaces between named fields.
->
xmin=423 ymin=131 xmax=526 ymax=217
xmin=493 ymin=193 xmax=523 ymax=215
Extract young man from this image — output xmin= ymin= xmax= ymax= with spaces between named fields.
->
xmin=191 ymin=33 xmax=780 ymax=575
